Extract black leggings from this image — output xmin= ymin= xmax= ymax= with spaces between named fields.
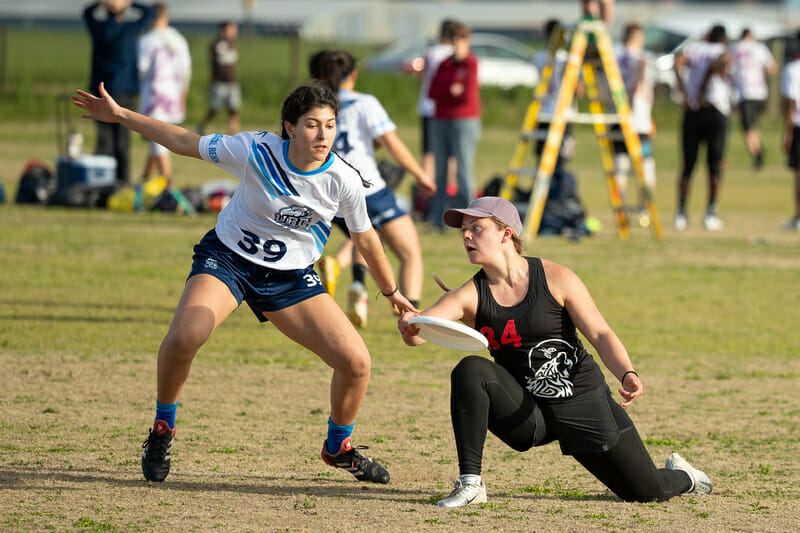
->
xmin=681 ymin=106 xmax=728 ymax=179
xmin=450 ymin=356 xmax=690 ymax=502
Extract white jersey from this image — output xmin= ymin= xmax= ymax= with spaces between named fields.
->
xmin=617 ymin=46 xmax=655 ymax=134
xmin=199 ymin=131 xmax=371 ymax=269
xmin=335 ymin=89 xmax=396 ymax=196
xmin=781 ymin=59 xmax=800 ymax=127
xmin=417 ymin=42 xmax=454 ymax=117
xmin=681 ymin=40 xmax=731 ymax=115
xmin=138 ymin=26 xmax=192 ymax=123
xmin=732 ymin=38 xmax=775 ymax=101
xmin=532 ymin=48 xmax=570 ymax=117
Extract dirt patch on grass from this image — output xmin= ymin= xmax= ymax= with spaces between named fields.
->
xmin=2 ymin=352 xmax=798 ymax=532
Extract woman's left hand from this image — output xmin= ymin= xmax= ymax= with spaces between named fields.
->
xmin=619 ymin=372 xmax=643 ymax=407
xmin=386 ymin=290 xmax=418 ymax=316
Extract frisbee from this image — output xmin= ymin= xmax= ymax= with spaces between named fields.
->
xmin=408 ymin=316 xmax=489 ymax=352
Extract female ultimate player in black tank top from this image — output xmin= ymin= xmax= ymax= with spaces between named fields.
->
xmin=398 ymin=196 xmax=712 ymax=508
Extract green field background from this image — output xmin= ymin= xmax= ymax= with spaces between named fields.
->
xmin=1 ymin=28 xmax=799 ymax=532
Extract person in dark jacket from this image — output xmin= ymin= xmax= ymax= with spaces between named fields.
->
xmin=84 ymin=0 xmax=155 ymax=184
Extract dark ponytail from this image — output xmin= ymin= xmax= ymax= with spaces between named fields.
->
xmin=314 ymin=50 xmax=357 ymax=91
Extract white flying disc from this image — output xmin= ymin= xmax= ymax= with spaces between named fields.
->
xmin=408 ymin=316 xmax=489 ymax=352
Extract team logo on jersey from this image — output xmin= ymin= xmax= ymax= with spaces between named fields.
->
xmin=524 ymin=339 xmax=578 ymax=399
xmin=274 ymin=205 xmax=313 ymax=230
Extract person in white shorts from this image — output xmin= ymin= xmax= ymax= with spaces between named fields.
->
xmin=612 ymin=23 xmax=656 ymax=224
xmin=137 ymin=2 xmax=191 ymax=183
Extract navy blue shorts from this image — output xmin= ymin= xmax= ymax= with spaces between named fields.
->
xmin=365 ymin=187 xmax=406 ymax=230
xmin=188 ymin=229 xmax=327 ymax=322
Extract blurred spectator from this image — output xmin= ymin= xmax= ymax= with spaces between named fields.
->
xmin=417 ymin=20 xmax=457 ymax=191
xmin=137 ymin=3 xmax=191 ymax=184
xmin=84 ymin=0 xmax=155 ymax=184
xmin=531 ymin=18 xmax=575 ymax=168
xmin=673 ymin=24 xmax=732 ymax=232
xmin=581 ymin=0 xmax=614 ymax=25
xmin=780 ymin=35 xmax=800 ymax=232
xmin=199 ymin=21 xmax=240 ymax=135
xmin=427 ymin=22 xmax=481 ymax=229
xmin=613 ymin=23 xmax=656 ymax=220
xmin=732 ymin=28 xmax=777 ymax=169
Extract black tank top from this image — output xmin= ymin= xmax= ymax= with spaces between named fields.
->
xmin=473 ymin=257 xmax=605 ymax=401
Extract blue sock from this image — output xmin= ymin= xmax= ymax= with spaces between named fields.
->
xmin=326 ymin=418 xmax=354 ymax=455
xmin=155 ymin=400 xmax=178 ymax=429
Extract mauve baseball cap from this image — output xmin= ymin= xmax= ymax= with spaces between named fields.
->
xmin=443 ymin=196 xmax=523 ymax=236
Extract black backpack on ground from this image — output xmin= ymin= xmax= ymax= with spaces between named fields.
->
xmin=15 ymin=160 xmax=55 ymax=205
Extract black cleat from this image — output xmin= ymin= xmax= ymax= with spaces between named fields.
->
xmin=141 ymin=420 xmax=176 ymax=482
xmin=321 ymin=437 xmax=390 ymax=484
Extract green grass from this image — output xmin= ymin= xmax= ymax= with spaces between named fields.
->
xmin=2 ymin=26 xmax=800 ymax=533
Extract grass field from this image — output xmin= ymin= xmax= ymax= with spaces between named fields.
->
xmin=2 ymin=29 xmax=800 ymax=533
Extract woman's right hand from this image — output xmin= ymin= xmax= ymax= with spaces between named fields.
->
xmin=72 ymin=82 xmax=122 ymax=124
xmin=398 ymin=311 xmax=426 ymax=346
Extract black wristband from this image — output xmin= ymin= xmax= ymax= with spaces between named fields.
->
xmin=621 ymin=370 xmax=638 ymax=384
xmin=380 ymin=286 xmax=399 ymax=297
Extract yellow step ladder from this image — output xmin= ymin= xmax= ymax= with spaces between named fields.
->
xmin=501 ymin=18 xmax=663 ymax=241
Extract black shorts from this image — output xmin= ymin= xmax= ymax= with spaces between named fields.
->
xmin=739 ymin=99 xmax=767 ymax=131
xmin=789 ymin=126 xmax=800 ymax=170
xmin=539 ymin=385 xmax=633 ymax=455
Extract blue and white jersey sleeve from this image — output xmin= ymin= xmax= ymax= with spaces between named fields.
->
xmin=198 ymin=131 xmax=370 ymax=269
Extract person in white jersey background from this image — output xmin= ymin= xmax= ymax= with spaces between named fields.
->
xmin=673 ymin=24 xmax=732 ymax=232
xmin=780 ymin=35 xmax=800 ymax=232
xmin=314 ymin=50 xmax=435 ymax=328
xmin=73 ymin=80 xmax=415 ymax=485
xmin=731 ymin=28 xmax=777 ymax=170
xmin=612 ymin=23 xmax=656 ymax=222
xmin=531 ymin=19 xmax=576 ymax=168
xmin=417 ymin=20 xmax=457 ymax=187
xmin=137 ymin=2 xmax=191 ymax=183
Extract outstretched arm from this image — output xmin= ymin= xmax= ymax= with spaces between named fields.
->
xmin=350 ymin=227 xmax=417 ymax=315
xmin=545 ymin=260 xmax=642 ymax=406
xmin=73 ymin=82 xmax=201 ymax=159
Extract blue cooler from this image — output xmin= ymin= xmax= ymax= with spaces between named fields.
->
xmin=51 ymin=155 xmax=117 ymax=206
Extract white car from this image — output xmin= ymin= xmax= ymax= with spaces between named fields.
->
xmin=364 ymin=32 xmax=539 ymax=89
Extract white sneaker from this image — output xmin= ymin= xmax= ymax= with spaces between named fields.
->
xmin=674 ymin=213 xmax=688 ymax=231
xmin=666 ymin=453 xmax=712 ymax=495
xmin=346 ymin=281 xmax=368 ymax=328
xmin=436 ymin=476 xmax=487 ymax=508
xmin=703 ymin=214 xmax=724 ymax=231
xmin=781 ymin=217 xmax=800 ymax=232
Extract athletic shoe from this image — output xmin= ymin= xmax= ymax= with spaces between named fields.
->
xmin=754 ymin=151 xmax=764 ymax=170
xmin=346 ymin=281 xmax=368 ymax=328
xmin=436 ymin=476 xmax=487 ymax=507
xmin=781 ymin=217 xmax=800 ymax=232
xmin=141 ymin=420 xmax=176 ymax=482
xmin=319 ymin=256 xmax=341 ymax=297
xmin=674 ymin=213 xmax=688 ymax=231
xmin=637 ymin=208 xmax=651 ymax=228
xmin=320 ymin=437 xmax=390 ymax=484
xmin=703 ymin=214 xmax=724 ymax=231
xmin=665 ymin=453 xmax=712 ymax=495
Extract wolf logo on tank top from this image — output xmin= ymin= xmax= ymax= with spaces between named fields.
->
xmin=525 ymin=338 xmax=580 ymax=398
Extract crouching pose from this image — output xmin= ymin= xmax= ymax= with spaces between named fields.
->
xmin=398 ymin=196 xmax=711 ymax=507
xmin=73 ymin=80 xmax=415 ymax=484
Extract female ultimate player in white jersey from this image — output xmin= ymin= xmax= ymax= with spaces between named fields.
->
xmin=314 ymin=50 xmax=435 ymax=327
xmin=73 ymin=80 xmax=414 ymax=485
